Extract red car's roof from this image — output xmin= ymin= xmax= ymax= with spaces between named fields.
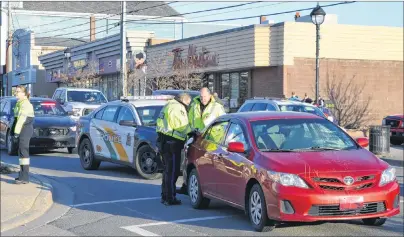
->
xmin=230 ymin=111 xmax=322 ymax=122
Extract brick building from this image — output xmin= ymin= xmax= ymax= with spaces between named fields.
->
xmin=145 ymin=21 xmax=403 ymax=125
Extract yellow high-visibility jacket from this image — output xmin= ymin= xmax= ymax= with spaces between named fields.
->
xmin=156 ymin=99 xmax=191 ymax=141
xmin=188 ymin=96 xmax=225 ymax=131
xmin=14 ymin=98 xmax=34 ymax=134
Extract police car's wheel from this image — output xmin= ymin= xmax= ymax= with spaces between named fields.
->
xmin=79 ymin=138 xmax=100 ymax=170
xmin=6 ymin=130 xmax=17 ymax=156
xmin=135 ymin=145 xmax=161 ymax=180
xmin=188 ymin=169 xmax=210 ymax=209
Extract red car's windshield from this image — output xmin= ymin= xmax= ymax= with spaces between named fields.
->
xmin=250 ymin=118 xmax=357 ymax=151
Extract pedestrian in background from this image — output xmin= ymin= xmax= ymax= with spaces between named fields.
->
xmin=156 ymin=93 xmax=192 ymax=206
xmin=12 ymin=85 xmax=35 ymax=184
xmin=176 ymin=87 xmax=225 ymax=195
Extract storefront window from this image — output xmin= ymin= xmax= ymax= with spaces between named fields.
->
xmin=240 ymin=72 xmax=249 ymax=105
xmin=230 ymin=73 xmax=240 ymax=108
xmin=221 ymin=73 xmax=230 ymax=100
xmin=208 ymin=74 xmax=214 ymax=92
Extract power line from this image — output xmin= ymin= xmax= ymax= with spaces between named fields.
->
xmin=36 ymin=2 xmax=260 ymax=39
xmin=27 ymin=7 xmax=122 ymax=29
xmin=17 ymin=1 xmax=356 ymax=46
xmin=33 ymin=2 xmax=176 ymax=37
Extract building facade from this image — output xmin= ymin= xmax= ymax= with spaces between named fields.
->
xmin=39 ymin=30 xmax=158 ymax=101
xmin=145 ymin=21 xmax=403 ymax=124
xmin=4 ymin=29 xmax=66 ymax=96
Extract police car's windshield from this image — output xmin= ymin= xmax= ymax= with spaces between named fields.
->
xmin=67 ymin=91 xmax=107 ymax=104
xmin=32 ymin=101 xmax=67 ymax=116
xmin=137 ymin=106 xmax=163 ymax=126
xmin=279 ymin=105 xmax=324 ymax=117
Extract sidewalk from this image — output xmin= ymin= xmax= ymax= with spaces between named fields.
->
xmin=0 ymin=163 xmax=53 ymax=233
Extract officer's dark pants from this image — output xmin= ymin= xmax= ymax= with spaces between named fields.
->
xmin=159 ymin=134 xmax=184 ymax=201
xmin=16 ymin=119 xmax=33 ymax=182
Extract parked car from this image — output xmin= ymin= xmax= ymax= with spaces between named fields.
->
xmin=76 ymin=95 xmax=174 ymax=180
xmin=238 ymin=97 xmax=335 ymax=124
xmin=318 ymin=106 xmax=338 ymax=124
xmin=382 ymin=115 xmax=404 ymax=145
xmin=0 ymin=97 xmax=77 ymax=154
xmin=52 ymin=87 xmax=108 ymax=120
xmin=183 ymin=111 xmax=400 ymax=232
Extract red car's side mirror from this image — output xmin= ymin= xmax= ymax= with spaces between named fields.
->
xmin=228 ymin=142 xmax=245 ymax=153
xmin=356 ymin=137 xmax=369 ymax=148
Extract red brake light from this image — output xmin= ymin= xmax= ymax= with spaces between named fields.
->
xmin=41 ymin=102 xmax=56 ymax=106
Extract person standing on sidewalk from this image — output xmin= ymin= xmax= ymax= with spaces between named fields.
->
xmin=156 ymin=93 xmax=192 ymax=206
xmin=12 ymin=85 xmax=35 ymax=184
xmin=177 ymin=87 xmax=226 ymax=195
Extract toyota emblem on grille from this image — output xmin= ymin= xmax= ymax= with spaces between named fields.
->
xmin=343 ymin=176 xmax=354 ymax=185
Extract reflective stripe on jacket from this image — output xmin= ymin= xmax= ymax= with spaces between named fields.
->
xmin=156 ymin=99 xmax=191 ymax=141
xmin=188 ymin=95 xmax=225 ymax=131
xmin=14 ymin=98 xmax=35 ymax=134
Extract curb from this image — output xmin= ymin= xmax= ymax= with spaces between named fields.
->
xmin=0 ymin=163 xmax=54 ymax=233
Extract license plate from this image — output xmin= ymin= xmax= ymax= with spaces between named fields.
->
xmin=339 ymin=196 xmax=364 ymax=211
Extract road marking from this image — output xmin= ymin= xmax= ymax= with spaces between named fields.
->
xmin=122 ymin=226 xmax=160 ymax=236
xmin=136 ymin=215 xmax=233 ymax=227
xmin=121 ymin=215 xmax=233 ymax=236
xmin=71 ymin=197 xmax=160 ymax=208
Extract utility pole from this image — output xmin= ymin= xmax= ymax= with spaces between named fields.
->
xmin=6 ymin=2 xmax=12 ymax=73
xmin=120 ymin=1 xmax=127 ymax=97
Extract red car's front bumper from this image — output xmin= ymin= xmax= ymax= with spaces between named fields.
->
xmin=264 ymin=181 xmax=400 ymax=222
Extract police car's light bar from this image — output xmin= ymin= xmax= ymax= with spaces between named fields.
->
xmin=120 ymin=95 xmax=174 ymax=101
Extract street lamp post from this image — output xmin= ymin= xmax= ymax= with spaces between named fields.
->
xmin=63 ymin=48 xmax=71 ymax=86
xmin=310 ymin=3 xmax=326 ymax=104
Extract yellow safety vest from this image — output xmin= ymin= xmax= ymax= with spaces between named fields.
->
xmin=188 ymin=96 xmax=225 ymax=131
xmin=14 ymin=98 xmax=34 ymax=134
xmin=156 ymin=99 xmax=191 ymax=141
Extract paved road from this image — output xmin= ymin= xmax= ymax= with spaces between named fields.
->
xmin=1 ymin=147 xmax=403 ymax=236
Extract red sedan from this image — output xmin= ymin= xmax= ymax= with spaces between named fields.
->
xmin=183 ymin=112 xmax=400 ymax=232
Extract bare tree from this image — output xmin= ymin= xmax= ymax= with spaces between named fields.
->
xmin=60 ymin=60 xmax=101 ymax=87
xmin=324 ymin=72 xmax=373 ymax=129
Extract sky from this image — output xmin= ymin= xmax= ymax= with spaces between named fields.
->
xmin=170 ymin=1 xmax=404 ymax=27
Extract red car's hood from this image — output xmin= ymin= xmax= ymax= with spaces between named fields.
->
xmin=260 ymin=148 xmax=388 ymax=174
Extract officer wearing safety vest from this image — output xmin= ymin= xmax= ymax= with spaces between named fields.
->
xmin=177 ymin=87 xmax=226 ymax=195
xmin=188 ymin=87 xmax=226 ymax=131
xmin=12 ymin=85 xmax=35 ymax=184
xmin=156 ymin=93 xmax=192 ymax=206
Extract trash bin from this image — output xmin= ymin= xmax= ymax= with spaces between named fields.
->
xmin=369 ymin=125 xmax=390 ymax=155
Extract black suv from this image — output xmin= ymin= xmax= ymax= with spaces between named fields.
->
xmin=0 ymin=97 xmax=77 ymax=155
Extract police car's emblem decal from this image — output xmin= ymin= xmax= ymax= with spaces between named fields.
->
xmin=96 ymin=145 xmax=102 ymax=153
xmin=126 ymin=133 xmax=131 ymax=146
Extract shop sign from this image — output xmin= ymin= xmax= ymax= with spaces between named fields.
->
xmin=172 ymin=44 xmax=219 ymax=70
xmin=99 ymin=55 xmax=120 ymax=75
xmin=12 ymin=69 xmax=36 ymax=86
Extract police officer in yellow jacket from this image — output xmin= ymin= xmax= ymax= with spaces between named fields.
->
xmin=177 ymin=87 xmax=226 ymax=195
xmin=12 ymin=85 xmax=35 ymax=184
xmin=189 ymin=87 xmax=225 ymax=131
xmin=156 ymin=93 xmax=192 ymax=205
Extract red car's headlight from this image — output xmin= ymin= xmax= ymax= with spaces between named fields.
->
xmin=267 ymin=171 xmax=309 ymax=189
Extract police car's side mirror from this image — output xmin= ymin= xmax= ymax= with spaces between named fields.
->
xmin=119 ymin=120 xmax=137 ymax=127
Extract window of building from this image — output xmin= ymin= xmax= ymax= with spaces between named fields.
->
xmin=218 ymin=71 xmax=249 ymax=110
xmin=230 ymin=73 xmax=240 ymax=108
